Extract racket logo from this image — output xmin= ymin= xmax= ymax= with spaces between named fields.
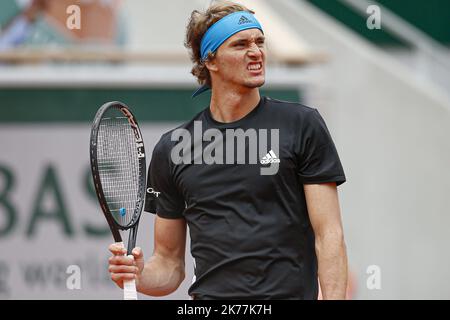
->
xmin=121 ymin=107 xmax=137 ymax=127
xmin=147 ymin=187 xmax=161 ymax=197
xmin=136 ymin=142 xmax=145 ymax=158
xmin=121 ymin=107 xmax=145 ymax=158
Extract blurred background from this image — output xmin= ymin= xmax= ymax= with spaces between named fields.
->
xmin=0 ymin=0 xmax=449 ymax=300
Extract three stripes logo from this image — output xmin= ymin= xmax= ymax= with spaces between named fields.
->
xmin=260 ymin=150 xmax=280 ymax=165
xmin=238 ymin=15 xmax=252 ymax=25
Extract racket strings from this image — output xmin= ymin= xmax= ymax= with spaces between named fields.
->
xmin=97 ymin=111 xmax=141 ymax=227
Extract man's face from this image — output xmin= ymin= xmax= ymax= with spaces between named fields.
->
xmin=209 ymin=28 xmax=266 ymax=90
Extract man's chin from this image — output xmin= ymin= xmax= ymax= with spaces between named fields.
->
xmin=244 ymin=79 xmax=265 ymax=89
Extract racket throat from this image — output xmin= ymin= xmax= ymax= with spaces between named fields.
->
xmin=127 ymin=224 xmax=139 ymax=255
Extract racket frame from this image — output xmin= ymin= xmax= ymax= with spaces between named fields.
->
xmin=90 ymin=101 xmax=146 ymax=250
xmin=90 ymin=101 xmax=146 ymax=300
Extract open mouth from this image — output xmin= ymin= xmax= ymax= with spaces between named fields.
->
xmin=247 ymin=62 xmax=262 ymax=71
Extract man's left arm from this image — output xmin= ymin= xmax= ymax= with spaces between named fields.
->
xmin=304 ymin=182 xmax=348 ymax=300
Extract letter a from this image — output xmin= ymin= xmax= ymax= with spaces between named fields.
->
xmin=66 ymin=5 xmax=81 ymax=30
xmin=366 ymin=265 xmax=381 ymax=290
xmin=366 ymin=5 xmax=381 ymax=30
xmin=66 ymin=265 xmax=81 ymax=290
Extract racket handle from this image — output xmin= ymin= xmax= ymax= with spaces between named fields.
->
xmin=123 ymin=274 xmax=138 ymax=300
xmin=116 ymin=242 xmax=138 ymax=300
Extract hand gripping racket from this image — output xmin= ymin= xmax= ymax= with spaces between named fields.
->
xmin=90 ymin=101 xmax=146 ymax=300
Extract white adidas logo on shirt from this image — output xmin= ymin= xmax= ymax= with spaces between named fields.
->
xmin=260 ymin=150 xmax=280 ymax=165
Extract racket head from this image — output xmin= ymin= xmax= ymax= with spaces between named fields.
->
xmin=90 ymin=101 xmax=146 ymax=232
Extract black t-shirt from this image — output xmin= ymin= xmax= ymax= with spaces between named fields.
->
xmin=144 ymin=96 xmax=346 ymax=299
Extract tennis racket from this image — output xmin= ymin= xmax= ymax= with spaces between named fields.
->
xmin=89 ymin=101 xmax=146 ymax=300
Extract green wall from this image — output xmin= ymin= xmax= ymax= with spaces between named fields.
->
xmin=0 ymin=88 xmax=301 ymax=123
xmin=306 ymin=0 xmax=450 ymax=47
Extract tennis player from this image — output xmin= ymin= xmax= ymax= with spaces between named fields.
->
xmin=108 ymin=1 xmax=348 ymax=300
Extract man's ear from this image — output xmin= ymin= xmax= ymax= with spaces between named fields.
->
xmin=204 ymin=58 xmax=219 ymax=72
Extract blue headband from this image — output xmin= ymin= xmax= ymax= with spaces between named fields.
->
xmin=192 ymin=11 xmax=264 ymax=98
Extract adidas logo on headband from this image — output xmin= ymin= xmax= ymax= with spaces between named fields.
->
xmin=238 ymin=15 xmax=252 ymax=25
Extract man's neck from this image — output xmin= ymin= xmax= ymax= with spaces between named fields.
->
xmin=209 ymin=87 xmax=261 ymax=123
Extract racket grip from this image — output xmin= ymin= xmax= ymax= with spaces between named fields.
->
xmin=123 ymin=275 xmax=138 ymax=300
xmin=116 ymin=242 xmax=138 ymax=300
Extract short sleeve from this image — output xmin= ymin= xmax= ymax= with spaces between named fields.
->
xmin=297 ymin=109 xmax=346 ymax=186
xmin=144 ymin=138 xmax=185 ymax=218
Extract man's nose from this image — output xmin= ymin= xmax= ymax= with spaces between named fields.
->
xmin=247 ymin=42 xmax=262 ymax=58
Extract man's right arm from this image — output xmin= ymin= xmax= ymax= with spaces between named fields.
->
xmin=108 ymin=215 xmax=186 ymax=296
